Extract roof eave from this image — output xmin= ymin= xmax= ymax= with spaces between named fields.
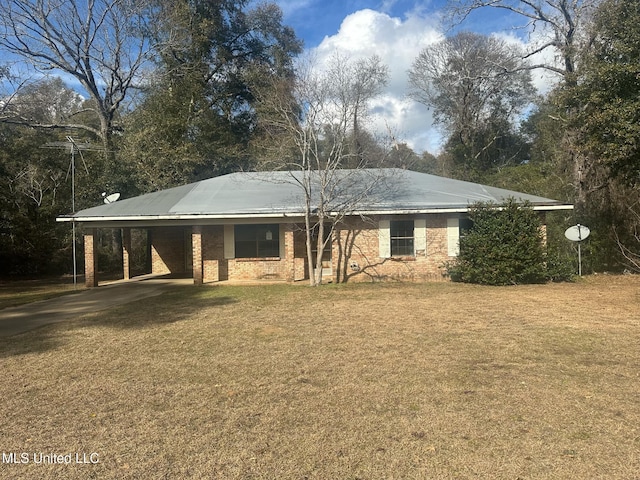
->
xmin=56 ymin=212 xmax=299 ymax=223
xmin=351 ymin=204 xmax=573 ymax=216
xmin=57 ymin=203 xmax=574 ymax=224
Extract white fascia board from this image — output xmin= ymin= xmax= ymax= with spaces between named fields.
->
xmin=532 ymin=205 xmax=574 ymax=211
xmin=343 ymin=204 xmax=573 ymax=216
xmin=349 ymin=208 xmax=470 ymax=216
xmin=57 ymin=212 xmax=302 ymax=223
xmin=57 ymin=204 xmax=573 ymax=225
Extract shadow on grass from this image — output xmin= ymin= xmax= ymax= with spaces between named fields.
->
xmin=0 ymin=331 xmax=66 ymax=358
xmin=84 ymin=289 xmax=238 ymax=330
xmin=0 ymin=286 xmax=237 ymax=358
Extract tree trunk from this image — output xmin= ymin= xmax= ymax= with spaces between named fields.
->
xmin=303 ymin=170 xmax=317 ymax=286
xmin=305 ymin=212 xmax=316 ymax=286
xmin=314 ymin=220 xmax=325 ymax=286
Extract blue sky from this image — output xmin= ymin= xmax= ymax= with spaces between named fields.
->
xmin=280 ymin=0 xmax=519 ymax=48
xmin=281 ymin=0 xmax=446 ymax=47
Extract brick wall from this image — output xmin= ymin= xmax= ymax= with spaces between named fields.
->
xmin=122 ymin=228 xmax=132 ymax=280
xmin=140 ymin=212 xmax=550 ymax=284
xmin=147 ymin=217 xmax=459 ymax=282
xmin=224 ymin=224 xmax=295 ymax=281
xmin=84 ymin=229 xmax=98 ymax=287
xmin=333 ymin=215 xmax=453 ymax=283
xmin=192 ymin=226 xmax=203 ymax=285
xmin=227 ymin=258 xmax=285 ymax=281
xmin=150 ymin=227 xmax=188 ymax=275
xmin=186 ymin=216 xmax=458 ymax=283
xmin=190 ymin=224 xmax=297 ymax=282
xmin=293 ymin=227 xmax=308 ymax=281
xmin=202 ymin=225 xmax=225 ymax=282
xmin=143 ymin=214 xmax=549 ymax=284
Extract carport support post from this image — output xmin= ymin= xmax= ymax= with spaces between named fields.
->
xmin=283 ymin=224 xmax=295 ymax=282
xmin=84 ymin=228 xmax=99 ymax=288
xmin=192 ymin=226 xmax=203 ymax=285
xmin=122 ymin=228 xmax=132 ymax=280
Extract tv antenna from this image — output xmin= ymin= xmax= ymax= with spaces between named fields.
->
xmin=564 ymin=224 xmax=590 ymax=276
xmin=42 ymin=136 xmax=103 ymax=288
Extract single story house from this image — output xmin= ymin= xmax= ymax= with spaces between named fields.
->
xmin=57 ymin=168 xmax=573 ymax=287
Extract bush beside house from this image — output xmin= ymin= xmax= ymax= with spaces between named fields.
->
xmin=447 ymin=199 xmax=573 ymax=285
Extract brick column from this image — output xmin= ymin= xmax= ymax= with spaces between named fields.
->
xmin=122 ymin=228 xmax=132 ymax=280
xmin=283 ymin=224 xmax=295 ymax=282
xmin=192 ymin=226 xmax=203 ymax=285
xmin=84 ymin=228 xmax=99 ymax=288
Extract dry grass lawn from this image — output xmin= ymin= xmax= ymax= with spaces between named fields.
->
xmin=0 ymin=275 xmax=639 ymax=479
xmin=0 ymin=277 xmax=83 ymax=310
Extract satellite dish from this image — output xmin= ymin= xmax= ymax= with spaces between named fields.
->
xmin=564 ymin=224 xmax=590 ymax=242
xmin=565 ymin=224 xmax=590 ymax=277
xmin=102 ymin=192 xmax=121 ymax=204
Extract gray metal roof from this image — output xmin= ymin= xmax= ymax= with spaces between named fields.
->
xmin=58 ymin=169 xmax=573 ymax=223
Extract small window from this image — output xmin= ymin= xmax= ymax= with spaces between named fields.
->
xmin=458 ymin=218 xmax=474 ymax=255
xmin=459 ymin=218 xmax=474 ymax=239
xmin=235 ymin=224 xmax=280 ymax=258
xmin=390 ymin=220 xmax=414 ymax=256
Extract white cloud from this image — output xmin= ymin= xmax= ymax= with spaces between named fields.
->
xmin=307 ymin=8 xmax=570 ymax=154
xmin=309 ymin=9 xmax=444 ymax=153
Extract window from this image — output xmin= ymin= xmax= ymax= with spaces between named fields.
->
xmin=310 ymin=224 xmax=332 ymax=263
xmin=459 ymin=218 xmax=474 ymax=239
xmin=448 ymin=217 xmax=474 ymax=256
xmin=234 ymin=224 xmax=280 ymax=258
xmin=390 ymin=220 xmax=414 ymax=256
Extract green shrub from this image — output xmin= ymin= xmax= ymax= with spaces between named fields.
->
xmin=446 ymin=199 xmax=549 ymax=285
xmin=545 ymin=248 xmax=576 ymax=282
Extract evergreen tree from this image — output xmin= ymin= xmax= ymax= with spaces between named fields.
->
xmin=572 ymin=0 xmax=640 ymax=186
xmin=123 ymin=0 xmax=302 ymax=192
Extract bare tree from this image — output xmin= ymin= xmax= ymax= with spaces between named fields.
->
xmin=445 ymin=0 xmax=599 ymax=82
xmin=255 ymin=54 xmax=392 ymax=286
xmin=1 ymin=78 xmax=87 ymax=212
xmin=347 ymin=55 xmax=389 ymax=163
xmin=446 ymin=1 xmax=602 ymax=207
xmin=0 ymin=0 xmax=152 ymax=154
xmin=409 ymin=32 xmax=535 ymax=137
xmin=408 ymin=32 xmax=535 ymax=177
xmin=0 ymin=64 xmax=31 ymax=118
xmin=2 ymin=77 xmax=84 ymax=123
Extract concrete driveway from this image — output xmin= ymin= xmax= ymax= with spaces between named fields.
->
xmin=0 ymin=276 xmax=192 ymax=337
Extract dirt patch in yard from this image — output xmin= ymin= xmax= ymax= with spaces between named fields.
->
xmin=0 ymin=275 xmax=639 ymax=479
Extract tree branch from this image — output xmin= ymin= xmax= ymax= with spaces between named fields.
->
xmin=0 ymin=117 xmax=102 ymax=137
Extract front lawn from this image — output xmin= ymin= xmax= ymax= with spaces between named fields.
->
xmin=0 ymin=277 xmax=83 ymax=310
xmin=1 ymin=276 xmax=638 ymax=479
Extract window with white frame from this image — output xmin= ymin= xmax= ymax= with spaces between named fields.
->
xmin=390 ymin=220 xmax=415 ymax=256
xmin=447 ymin=217 xmax=474 ymax=256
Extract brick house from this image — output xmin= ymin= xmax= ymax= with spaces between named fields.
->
xmin=57 ymin=169 xmax=573 ymax=287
